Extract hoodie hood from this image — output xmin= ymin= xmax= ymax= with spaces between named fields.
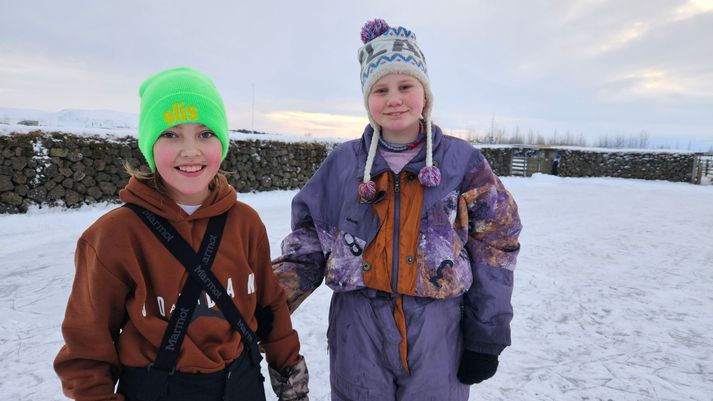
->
xmin=119 ymin=175 xmax=237 ymax=222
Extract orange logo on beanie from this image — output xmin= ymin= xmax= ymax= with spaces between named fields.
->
xmin=163 ymin=102 xmax=198 ymax=124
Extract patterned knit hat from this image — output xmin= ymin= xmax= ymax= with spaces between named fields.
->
xmin=357 ymin=19 xmax=440 ymax=202
xmin=138 ymin=67 xmax=229 ymax=171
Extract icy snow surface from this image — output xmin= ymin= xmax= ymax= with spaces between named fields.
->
xmin=0 ymin=175 xmax=712 ymax=400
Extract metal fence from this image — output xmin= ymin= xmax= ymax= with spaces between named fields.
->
xmin=510 ymin=147 xmax=556 ymax=177
xmin=693 ymin=154 xmax=713 ymax=185
xmin=510 ymin=156 xmax=528 ymax=176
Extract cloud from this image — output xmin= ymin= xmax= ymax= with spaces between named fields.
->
xmin=1 ymin=0 xmax=711 ymax=148
xmin=672 ymin=0 xmax=713 ymax=21
xmin=607 ymin=69 xmax=686 ymax=96
xmin=0 ymin=48 xmax=139 ymax=111
xmin=263 ymin=111 xmax=367 ymax=138
xmin=593 ymin=21 xmax=651 ymax=54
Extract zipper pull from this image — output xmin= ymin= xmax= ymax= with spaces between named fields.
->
xmin=394 ymin=174 xmax=400 ymax=193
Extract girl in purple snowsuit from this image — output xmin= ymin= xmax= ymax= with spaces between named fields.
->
xmin=273 ymin=19 xmax=522 ymax=401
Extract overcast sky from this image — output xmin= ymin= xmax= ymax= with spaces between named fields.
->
xmin=1 ymin=0 xmax=712 ymax=149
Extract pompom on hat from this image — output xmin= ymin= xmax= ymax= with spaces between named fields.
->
xmin=138 ymin=67 xmax=229 ymax=171
xmin=357 ymin=19 xmax=439 ymax=202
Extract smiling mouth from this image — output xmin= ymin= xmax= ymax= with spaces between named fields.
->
xmin=385 ymin=111 xmax=408 ymax=116
xmin=176 ymin=165 xmax=206 ymax=173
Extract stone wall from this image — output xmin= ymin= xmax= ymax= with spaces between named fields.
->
xmin=0 ymin=132 xmax=700 ymax=214
xmin=478 ymin=147 xmax=513 ymax=176
xmin=0 ymin=131 xmax=330 ymax=213
xmin=557 ymin=150 xmax=695 ymax=182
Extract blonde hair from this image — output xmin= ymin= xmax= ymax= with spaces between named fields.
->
xmin=123 ymin=161 xmax=227 ymax=198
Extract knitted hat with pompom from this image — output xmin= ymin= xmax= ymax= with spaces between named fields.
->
xmin=356 ymin=19 xmax=440 ymax=202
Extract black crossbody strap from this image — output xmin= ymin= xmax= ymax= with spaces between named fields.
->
xmin=151 ymin=212 xmax=227 ymax=371
xmin=124 ymin=204 xmax=259 ymax=345
xmin=123 ymin=204 xmax=261 ymax=401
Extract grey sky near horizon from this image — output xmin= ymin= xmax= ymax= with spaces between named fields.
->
xmin=1 ymin=0 xmax=712 ymax=149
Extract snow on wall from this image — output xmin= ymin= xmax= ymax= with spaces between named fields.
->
xmin=0 ymin=131 xmax=330 ymax=213
xmin=0 ymin=130 xmax=702 ymax=214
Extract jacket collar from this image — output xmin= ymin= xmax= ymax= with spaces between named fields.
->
xmin=357 ymin=123 xmax=444 ymax=179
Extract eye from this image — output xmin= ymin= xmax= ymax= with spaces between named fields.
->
xmin=372 ymin=87 xmax=387 ymax=95
xmin=160 ymin=131 xmax=177 ymax=138
xmin=399 ymin=84 xmax=413 ymax=91
xmin=199 ymin=130 xmax=215 ymax=139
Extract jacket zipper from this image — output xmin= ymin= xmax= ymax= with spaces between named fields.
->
xmin=391 ymin=173 xmax=401 ymax=293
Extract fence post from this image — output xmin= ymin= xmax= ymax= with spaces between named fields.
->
xmin=537 ymin=152 xmax=542 ymax=174
xmin=692 ymin=155 xmax=699 ymax=184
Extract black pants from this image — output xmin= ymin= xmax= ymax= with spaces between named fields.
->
xmin=118 ymin=351 xmax=266 ymax=401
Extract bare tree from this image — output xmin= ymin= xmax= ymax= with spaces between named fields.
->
xmin=638 ymin=131 xmax=649 ymax=148
xmin=509 ymin=126 xmax=524 ymax=144
xmin=527 ymin=129 xmax=535 ymax=145
xmin=578 ymin=133 xmax=587 ymax=147
xmin=466 ymin=125 xmax=478 ymax=144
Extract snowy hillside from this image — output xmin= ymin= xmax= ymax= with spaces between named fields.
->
xmin=0 ymin=107 xmax=343 ymax=143
xmin=0 ymin=107 xmax=138 ymax=129
xmin=0 ymin=107 xmax=138 ymax=138
xmin=0 ymin=175 xmax=712 ymax=400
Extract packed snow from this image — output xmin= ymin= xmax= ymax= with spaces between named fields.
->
xmin=0 ymin=174 xmax=712 ymax=400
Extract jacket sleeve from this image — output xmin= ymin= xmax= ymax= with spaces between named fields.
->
xmin=460 ymin=152 xmax=522 ymax=355
xmin=251 ymin=223 xmax=303 ymax=371
xmin=271 ymin=192 xmax=327 ymax=313
xmin=54 ymin=238 xmax=130 ymax=401
xmin=272 ymin=143 xmax=357 ymax=313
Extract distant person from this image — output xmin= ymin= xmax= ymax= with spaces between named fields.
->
xmin=54 ymin=67 xmax=308 ymax=401
xmin=552 ymin=152 xmax=561 ymax=175
xmin=273 ymin=19 xmax=522 ymax=400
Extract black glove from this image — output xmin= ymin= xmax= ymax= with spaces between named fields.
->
xmin=254 ymin=304 xmax=274 ymax=342
xmin=457 ymin=350 xmax=499 ymax=384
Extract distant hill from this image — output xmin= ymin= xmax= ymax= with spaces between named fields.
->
xmin=0 ymin=107 xmax=344 ymax=144
xmin=0 ymin=107 xmax=137 ymax=130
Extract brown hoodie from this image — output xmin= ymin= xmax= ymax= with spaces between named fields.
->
xmin=54 ymin=176 xmax=301 ymax=401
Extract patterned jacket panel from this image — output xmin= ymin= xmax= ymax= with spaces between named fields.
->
xmin=460 ymin=154 xmax=522 ymax=355
xmin=416 ymin=189 xmax=473 ymax=298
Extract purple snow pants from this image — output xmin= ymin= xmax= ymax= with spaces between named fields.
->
xmin=328 ymin=289 xmax=469 ymax=401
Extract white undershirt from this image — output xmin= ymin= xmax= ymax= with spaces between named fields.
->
xmin=178 ymin=203 xmax=201 ymax=215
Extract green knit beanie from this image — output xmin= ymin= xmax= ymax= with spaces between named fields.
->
xmin=138 ymin=67 xmax=229 ymax=171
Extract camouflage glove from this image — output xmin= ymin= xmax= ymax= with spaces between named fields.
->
xmin=268 ymin=355 xmax=309 ymax=401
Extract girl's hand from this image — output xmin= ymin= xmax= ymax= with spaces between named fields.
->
xmin=457 ymin=350 xmax=499 ymax=385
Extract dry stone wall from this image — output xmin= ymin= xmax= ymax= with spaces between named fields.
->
xmin=0 ymin=132 xmax=330 ymax=213
xmin=479 ymin=147 xmax=513 ymax=176
xmin=557 ymin=150 xmax=695 ymax=182
xmin=0 ymin=132 xmax=698 ymax=214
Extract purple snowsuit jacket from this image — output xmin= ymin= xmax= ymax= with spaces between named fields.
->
xmin=274 ymin=124 xmax=522 ymax=355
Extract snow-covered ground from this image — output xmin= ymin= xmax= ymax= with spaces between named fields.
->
xmin=1 ymin=175 xmax=712 ymax=401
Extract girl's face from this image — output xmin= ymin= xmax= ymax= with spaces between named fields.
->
xmin=153 ymin=123 xmax=223 ymax=205
xmin=368 ymin=73 xmax=426 ymax=143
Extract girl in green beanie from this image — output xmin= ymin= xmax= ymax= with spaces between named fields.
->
xmin=54 ymin=67 xmax=309 ymax=401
